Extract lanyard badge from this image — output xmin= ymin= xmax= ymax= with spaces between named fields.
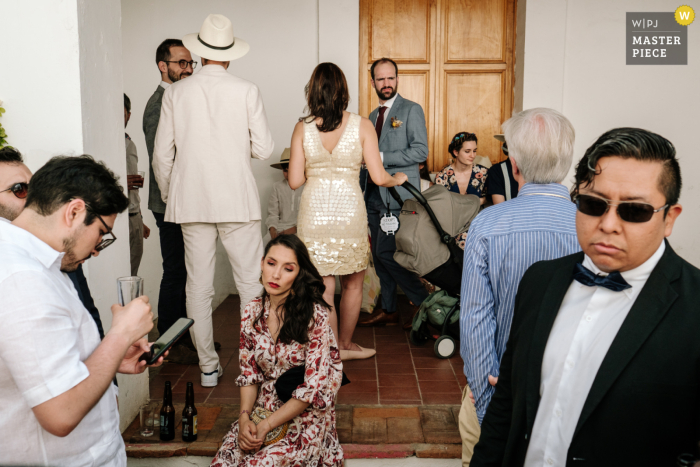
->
xmin=380 ymin=190 xmax=400 ymax=235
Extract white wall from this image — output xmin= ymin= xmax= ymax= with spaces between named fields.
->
xmin=0 ymin=0 xmax=147 ymax=432
xmin=518 ymin=0 xmax=700 ymax=266
xmin=121 ymin=0 xmax=360 ymax=310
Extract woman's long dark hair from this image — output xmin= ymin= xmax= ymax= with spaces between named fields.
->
xmin=254 ymin=235 xmax=331 ymax=345
xmin=300 ymin=62 xmax=350 ymax=133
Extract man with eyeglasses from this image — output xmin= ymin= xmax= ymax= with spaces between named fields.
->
xmin=0 ymin=155 xmax=161 ymax=466
xmin=0 ymin=146 xmax=108 ymax=339
xmin=471 ymin=128 xmax=699 ymax=466
xmin=459 ymin=108 xmax=580 ymax=466
xmin=143 ymin=38 xmax=199 ymax=365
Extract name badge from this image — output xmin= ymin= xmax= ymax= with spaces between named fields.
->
xmin=380 ymin=213 xmax=400 ymax=235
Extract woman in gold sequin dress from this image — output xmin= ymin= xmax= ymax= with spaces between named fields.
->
xmin=288 ymin=63 xmax=407 ymax=360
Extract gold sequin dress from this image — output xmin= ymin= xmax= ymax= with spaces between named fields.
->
xmin=297 ymin=113 xmax=370 ymax=276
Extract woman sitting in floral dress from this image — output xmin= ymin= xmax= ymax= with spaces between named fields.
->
xmin=435 ymin=132 xmax=488 ymax=249
xmin=211 ymin=235 xmax=344 ymax=467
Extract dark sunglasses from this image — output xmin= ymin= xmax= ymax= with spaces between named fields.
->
xmin=576 ymin=194 xmax=668 ymax=223
xmin=83 ymin=202 xmax=117 ymax=252
xmin=0 ymin=182 xmax=29 ymax=199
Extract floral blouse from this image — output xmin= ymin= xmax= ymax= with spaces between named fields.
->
xmin=211 ymin=297 xmax=344 ymax=467
xmin=435 ymin=164 xmax=488 ymax=249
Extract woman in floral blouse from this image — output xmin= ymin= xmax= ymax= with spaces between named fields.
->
xmin=435 ymin=132 xmax=488 ymax=249
xmin=211 ymin=235 xmax=344 ymax=467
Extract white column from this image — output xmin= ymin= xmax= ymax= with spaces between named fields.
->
xmin=0 ymin=0 xmax=148 ymax=432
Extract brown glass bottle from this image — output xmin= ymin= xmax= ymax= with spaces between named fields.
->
xmin=159 ymin=381 xmax=175 ymax=441
xmin=181 ymin=382 xmax=198 ymax=442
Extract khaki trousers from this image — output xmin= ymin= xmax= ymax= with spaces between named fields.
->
xmin=459 ymin=385 xmax=482 ymax=466
xmin=181 ymin=221 xmax=264 ymax=373
xmin=129 ymin=214 xmax=144 ymax=276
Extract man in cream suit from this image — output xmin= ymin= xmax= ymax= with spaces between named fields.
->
xmin=153 ymin=14 xmax=274 ymax=387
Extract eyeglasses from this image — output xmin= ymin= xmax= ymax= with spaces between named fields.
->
xmin=84 ymin=202 xmax=117 ymax=251
xmin=0 ymin=182 xmax=28 ymax=199
xmin=164 ymin=60 xmax=198 ymax=69
xmin=575 ymin=194 xmax=668 ymax=223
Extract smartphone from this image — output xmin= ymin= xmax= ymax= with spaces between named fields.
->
xmin=138 ymin=318 xmax=194 ymax=365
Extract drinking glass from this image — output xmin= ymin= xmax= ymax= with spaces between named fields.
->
xmin=117 ymin=276 xmax=144 ymax=306
xmin=139 ymin=403 xmax=155 ymax=437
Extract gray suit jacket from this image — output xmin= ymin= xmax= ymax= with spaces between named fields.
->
xmin=142 ymin=85 xmax=166 ymax=214
xmin=364 ymin=94 xmax=428 ymax=211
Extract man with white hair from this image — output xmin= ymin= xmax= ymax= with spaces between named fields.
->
xmin=153 ymin=14 xmax=274 ymax=387
xmin=457 ymin=108 xmax=581 ymax=465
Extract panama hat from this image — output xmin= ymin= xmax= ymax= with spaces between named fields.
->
xmin=494 ymin=134 xmax=506 ymax=143
xmin=270 ymin=148 xmax=291 ymax=170
xmin=182 ymin=14 xmax=249 ymax=61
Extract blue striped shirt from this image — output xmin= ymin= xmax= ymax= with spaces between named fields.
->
xmin=460 ymin=183 xmax=580 ymax=422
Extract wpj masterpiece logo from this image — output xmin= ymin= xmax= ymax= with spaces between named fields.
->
xmin=626 ymin=6 xmax=694 ymax=65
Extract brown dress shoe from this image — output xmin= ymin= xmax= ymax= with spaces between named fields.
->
xmin=357 ymin=308 xmax=399 ymax=327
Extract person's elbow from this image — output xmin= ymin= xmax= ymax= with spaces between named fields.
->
xmin=36 ymin=414 xmax=78 ymax=438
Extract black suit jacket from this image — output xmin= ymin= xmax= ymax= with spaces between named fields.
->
xmin=472 ymin=241 xmax=700 ymax=467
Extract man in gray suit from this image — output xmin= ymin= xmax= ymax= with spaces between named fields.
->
xmin=142 ymin=38 xmax=198 ymax=364
xmin=358 ymin=58 xmax=430 ymax=327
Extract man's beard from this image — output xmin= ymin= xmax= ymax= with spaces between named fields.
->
xmin=168 ymin=68 xmax=192 ymax=83
xmin=0 ymin=204 xmax=21 ymax=221
xmin=60 ymin=233 xmax=91 ymax=273
xmin=374 ymin=84 xmax=397 ymax=101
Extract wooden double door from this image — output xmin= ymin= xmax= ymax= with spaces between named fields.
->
xmin=359 ymin=0 xmax=517 ymax=171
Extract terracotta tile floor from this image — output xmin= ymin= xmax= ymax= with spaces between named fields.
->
xmin=149 ymin=294 xmax=466 ymax=407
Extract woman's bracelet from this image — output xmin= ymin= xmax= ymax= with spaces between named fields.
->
xmin=240 ymin=409 xmax=251 ymax=418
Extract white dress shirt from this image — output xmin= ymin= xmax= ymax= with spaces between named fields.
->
xmin=524 ymin=241 xmax=665 ymax=467
xmin=374 ymin=93 xmax=398 ymax=162
xmin=0 ymin=219 xmax=124 ymax=466
xmin=159 ymin=80 xmax=170 ymax=90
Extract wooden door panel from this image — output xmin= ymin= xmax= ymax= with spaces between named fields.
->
xmin=435 ymin=71 xmax=504 ymax=170
xmin=445 ymin=0 xmax=506 ymax=62
xmin=370 ymin=0 xmax=430 ymax=63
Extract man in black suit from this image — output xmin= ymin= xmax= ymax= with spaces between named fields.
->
xmin=143 ymin=39 xmax=199 ymax=364
xmin=471 ymin=128 xmax=699 ymax=466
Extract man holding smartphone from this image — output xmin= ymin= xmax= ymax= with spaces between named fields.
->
xmin=0 ymin=155 xmax=162 ymax=466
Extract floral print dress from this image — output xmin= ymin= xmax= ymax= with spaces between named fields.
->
xmin=211 ymin=298 xmax=344 ymax=467
xmin=435 ymin=163 xmax=488 ymax=249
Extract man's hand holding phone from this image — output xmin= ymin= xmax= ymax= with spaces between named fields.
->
xmin=108 ymin=296 xmax=163 ymax=372
xmin=119 ymin=338 xmax=167 ymax=374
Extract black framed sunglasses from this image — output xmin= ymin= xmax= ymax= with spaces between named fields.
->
xmin=83 ymin=202 xmax=117 ymax=251
xmin=575 ymin=194 xmax=668 ymax=223
xmin=0 ymin=182 xmax=28 ymax=199
xmin=164 ymin=60 xmax=198 ymax=69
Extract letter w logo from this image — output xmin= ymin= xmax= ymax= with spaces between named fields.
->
xmin=680 ymin=11 xmax=690 ymax=20
xmin=632 ymin=19 xmax=642 ymax=27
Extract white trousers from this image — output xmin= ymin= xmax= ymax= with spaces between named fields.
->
xmin=181 ymin=221 xmax=264 ymax=373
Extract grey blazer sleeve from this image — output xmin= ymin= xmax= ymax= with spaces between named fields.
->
xmin=381 ymin=103 xmax=428 ymax=168
xmin=142 ymin=89 xmax=163 ymax=160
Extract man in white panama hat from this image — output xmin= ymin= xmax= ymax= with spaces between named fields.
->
xmin=153 ymin=13 xmax=274 ymax=387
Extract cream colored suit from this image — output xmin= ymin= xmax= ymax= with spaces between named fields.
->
xmin=153 ymin=64 xmax=274 ymax=374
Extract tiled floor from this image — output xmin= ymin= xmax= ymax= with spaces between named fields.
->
xmin=149 ymin=295 xmax=466 ymax=407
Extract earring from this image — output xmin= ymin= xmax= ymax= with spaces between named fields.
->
xmin=259 ymin=276 xmax=263 ymax=284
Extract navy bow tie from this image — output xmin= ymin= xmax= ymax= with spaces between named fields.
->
xmin=573 ymin=263 xmax=631 ymax=292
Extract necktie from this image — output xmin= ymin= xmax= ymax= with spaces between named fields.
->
xmin=573 ymin=263 xmax=631 ymax=292
xmin=367 ymin=106 xmax=388 ymax=188
xmin=375 ymin=106 xmax=387 ymax=141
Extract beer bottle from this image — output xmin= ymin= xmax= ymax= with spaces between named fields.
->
xmin=182 ymin=382 xmax=198 ymax=442
xmin=159 ymin=381 xmax=175 ymax=441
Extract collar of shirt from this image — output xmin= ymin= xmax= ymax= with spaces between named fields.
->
xmin=0 ymin=218 xmax=63 ymax=270
xmin=517 ymin=182 xmax=570 ymax=198
xmin=581 ymin=240 xmax=666 ymax=299
xmin=160 ymin=80 xmax=171 ymax=89
xmin=379 ymin=93 xmax=399 ymax=112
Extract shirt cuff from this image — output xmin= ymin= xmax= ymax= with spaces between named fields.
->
xmin=380 ymin=152 xmax=384 ymax=162
xmin=23 ymin=361 xmax=90 ymax=408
